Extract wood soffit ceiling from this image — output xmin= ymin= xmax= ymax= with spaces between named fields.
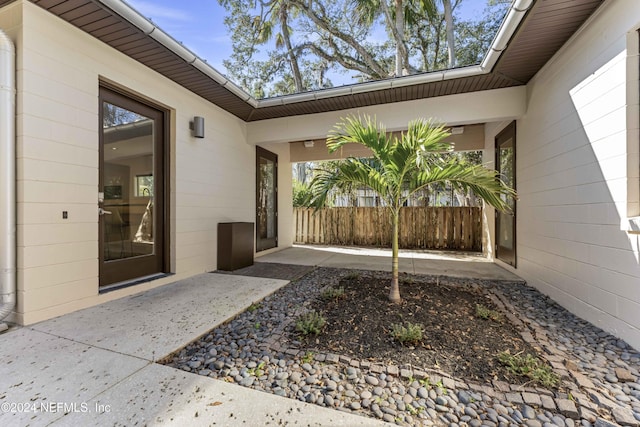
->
xmin=1 ymin=0 xmax=604 ymax=122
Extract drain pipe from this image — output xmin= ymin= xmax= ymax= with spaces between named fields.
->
xmin=0 ymin=29 xmax=16 ymax=325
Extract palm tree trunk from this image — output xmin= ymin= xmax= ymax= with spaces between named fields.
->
xmin=389 ymin=209 xmax=401 ymax=302
xmin=395 ymin=0 xmax=404 ymax=76
xmin=280 ymin=4 xmax=304 ymax=92
xmin=443 ymin=0 xmax=455 ymax=68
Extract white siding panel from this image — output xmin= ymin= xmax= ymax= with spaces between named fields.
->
xmin=19 ymin=259 xmax=97 ymax=291
xmin=19 ymin=137 xmax=98 ymax=168
xmin=618 ymin=297 xmax=640 ymax=331
xmin=19 ymin=158 xmax=97 ymax=186
xmin=19 ymin=223 xmax=97 ymax=247
xmin=505 ymin=0 xmax=640 ymax=349
xmin=18 ymin=202 xmax=96 ymax=225
xmin=21 ymin=278 xmax=97 ymax=312
xmin=20 ymin=241 xmax=98 ymax=269
xmin=7 ymin=2 xmax=272 ymax=325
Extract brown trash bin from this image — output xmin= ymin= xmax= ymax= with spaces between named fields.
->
xmin=217 ymin=222 xmax=254 ymax=271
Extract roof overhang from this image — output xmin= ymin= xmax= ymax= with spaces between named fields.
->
xmin=0 ymin=0 xmax=603 ymax=121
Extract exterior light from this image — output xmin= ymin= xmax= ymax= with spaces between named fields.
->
xmin=190 ymin=116 xmax=205 ymax=138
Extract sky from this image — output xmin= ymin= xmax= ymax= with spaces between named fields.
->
xmin=126 ymin=0 xmax=501 ymax=88
xmin=126 ymin=0 xmax=232 ymax=72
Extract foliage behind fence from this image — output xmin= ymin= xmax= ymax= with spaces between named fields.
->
xmin=293 ymin=207 xmax=483 ymax=251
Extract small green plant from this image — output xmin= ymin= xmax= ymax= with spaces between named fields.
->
xmin=400 ymin=276 xmax=414 ymax=285
xmin=247 ymin=361 xmax=266 ymax=377
xmin=498 ymin=351 xmax=560 ymax=388
xmin=295 ymin=311 xmax=326 ymax=335
xmin=254 ymin=322 xmax=261 ymax=329
xmin=344 ymin=271 xmax=361 ymax=280
xmin=475 ymin=304 xmax=502 ymax=322
xmin=406 ymin=405 xmax=424 ymax=416
xmin=419 ymin=377 xmax=431 ymax=388
xmin=301 ymin=351 xmax=314 ymax=364
xmin=435 ymin=379 xmax=448 ymax=395
xmin=321 ymin=286 xmax=345 ymax=301
xmin=390 ymin=322 xmax=424 ymax=345
xmin=247 ymin=302 xmax=261 ymax=312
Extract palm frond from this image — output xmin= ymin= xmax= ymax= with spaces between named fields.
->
xmin=410 ymin=162 xmax=516 ymax=212
xmin=350 ymin=0 xmax=381 ymax=25
xmin=405 ymin=119 xmax=452 ymax=155
xmin=275 ymin=32 xmax=284 ymax=49
xmin=308 ymin=158 xmax=392 ymax=209
xmin=420 ymin=0 xmax=438 ymax=20
xmin=256 ymin=20 xmax=273 ymax=44
xmin=327 ymin=115 xmax=392 ymax=161
xmin=386 ymin=118 xmax=450 ymax=192
xmin=318 ymin=114 xmax=517 ymax=213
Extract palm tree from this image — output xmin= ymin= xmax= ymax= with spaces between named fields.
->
xmin=353 ymin=0 xmax=438 ymax=76
xmin=308 ymin=115 xmax=516 ymax=303
xmin=255 ymin=0 xmax=304 ymax=92
xmin=352 ymin=0 xmax=455 ymax=75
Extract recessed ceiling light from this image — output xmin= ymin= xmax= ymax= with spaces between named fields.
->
xmin=112 ymin=147 xmax=117 ymax=150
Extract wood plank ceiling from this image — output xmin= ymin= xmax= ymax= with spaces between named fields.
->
xmin=0 ymin=0 xmax=603 ymax=121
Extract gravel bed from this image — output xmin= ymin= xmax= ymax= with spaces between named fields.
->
xmin=161 ymin=267 xmax=640 ymax=427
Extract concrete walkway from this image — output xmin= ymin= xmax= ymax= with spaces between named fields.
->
xmin=0 ymin=246 xmax=517 ymax=426
xmin=0 ymin=273 xmax=389 ymax=426
xmin=257 ymin=244 xmax=522 ymax=281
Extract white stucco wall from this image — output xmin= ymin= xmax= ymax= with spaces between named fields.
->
xmin=1 ymin=1 xmax=272 ymax=325
xmin=491 ymin=0 xmax=640 ymax=349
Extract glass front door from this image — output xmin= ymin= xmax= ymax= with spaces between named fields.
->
xmin=99 ymin=87 xmax=166 ymax=286
xmin=495 ymin=122 xmax=516 ymax=267
xmin=256 ymin=147 xmax=278 ymax=251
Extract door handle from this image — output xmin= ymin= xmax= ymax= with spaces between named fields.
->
xmin=99 ymin=208 xmax=112 ymax=216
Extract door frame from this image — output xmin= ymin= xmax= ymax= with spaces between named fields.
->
xmin=256 ymin=146 xmax=278 ymax=252
xmin=98 ymin=84 xmax=170 ymax=287
xmin=495 ymin=121 xmax=517 ymax=267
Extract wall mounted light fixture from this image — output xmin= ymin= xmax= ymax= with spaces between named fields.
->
xmin=303 ymin=140 xmax=314 ymax=148
xmin=190 ymin=116 xmax=205 ymax=138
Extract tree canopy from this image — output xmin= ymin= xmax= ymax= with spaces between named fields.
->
xmin=218 ymin=0 xmax=510 ymax=98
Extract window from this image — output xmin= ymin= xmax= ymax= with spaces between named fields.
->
xmin=136 ymin=174 xmax=153 ymax=197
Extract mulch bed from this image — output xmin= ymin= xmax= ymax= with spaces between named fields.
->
xmin=299 ymin=271 xmax=541 ymax=386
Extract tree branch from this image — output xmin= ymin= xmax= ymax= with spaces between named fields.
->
xmin=297 ymin=42 xmax=375 ymax=78
xmin=291 ymin=0 xmax=388 ymax=78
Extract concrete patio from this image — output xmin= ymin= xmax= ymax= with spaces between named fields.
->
xmin=257 ymin=244 xmax=521 ymax=281
xmin=0 ymin=271 xmax=390 ymax=426
xmin=0 ymin=245 xmax=517 ymax=426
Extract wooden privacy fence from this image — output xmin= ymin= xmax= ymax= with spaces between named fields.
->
xmin=294 ymin=207 xmax=483 ymax=251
